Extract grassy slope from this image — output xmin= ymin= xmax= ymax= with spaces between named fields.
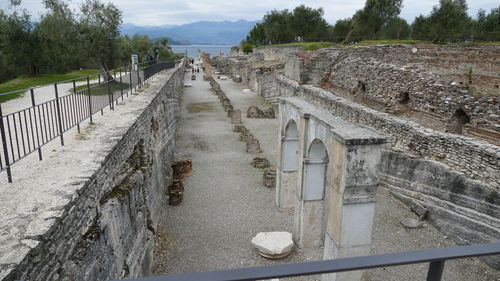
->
xmin=0 ymin=69 xmax=99 ymax=103
xmin=71 ymin=81 xmax=130 ymax=96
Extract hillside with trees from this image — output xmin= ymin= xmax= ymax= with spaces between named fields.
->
xmin=243 ymin=0 xmax=500 ymax=47
xmin=0 ymin=0 xmax=179 ymax=84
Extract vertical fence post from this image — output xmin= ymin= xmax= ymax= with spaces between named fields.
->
xmin=119 ymin=72 xmax=124 ymax=101
xmin=54 ymin=83 xmax=64 ymax=146
xmin=0 ymin=103 xmax=12 ymax=183
xmin=87 ymin=76 xmax=93 ymax=123
xmin=426 ymin=260 xmax=445 ymax=281
xmin=72 ymin=80 xmax=80 ymax=133
xmin=129 ymin=66 xmax=133 ymax=94
xmin=30 ymin=89 xmax=42 ymax=161
xmin=107 ymin=81 xmax=114 ymax=111
xmin=98 ymin=74 xmax=101 ymax=84
xmin=137 ymin=64 xmax=141 ymax=90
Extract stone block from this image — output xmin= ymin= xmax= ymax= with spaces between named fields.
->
xmin=247 ymin=105 xmax=275 ymax=118
xmin=246 ymin=139 xmax=261 ymax=154
xmin=251 ymin=157 xmax=270 ymax=168
xmin=233 ymin=125 xmax=247 ymax=133
xmin=263 ymin=168 xmax=277 ymax=187
xmin=240 ymin=131 xmax=254 ymax=142
xmin=231 ymin=109 xmax=242 ymax=124
xmin=251 ymin=232 xmax=293 ymax=259
xmin=168 ymin=180 xmax=184 ymax=206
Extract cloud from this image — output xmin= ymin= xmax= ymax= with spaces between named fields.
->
xmin=1 ymin=0 xmax=498 ymax=26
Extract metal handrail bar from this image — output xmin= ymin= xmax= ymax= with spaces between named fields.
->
xmin=116 ymin=242 xmax=500 ymax=281
xmin=0 ymin=60 xmax=177 ymax=182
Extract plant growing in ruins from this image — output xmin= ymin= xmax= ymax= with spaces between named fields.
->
xmin=242 ymin=42 xmax=254 ymax=54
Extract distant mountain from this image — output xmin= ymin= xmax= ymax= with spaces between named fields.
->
xmin=120 ymin=20 xmax=260 ymax=45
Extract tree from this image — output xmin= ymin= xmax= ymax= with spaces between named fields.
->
xmin=475 ymin=6 xmax=500 ymax=41
xmin=428 ymin=0 xmax=471 ymax=43
xmin=245 ymin=23 xmax=266 ymax=46
xmin=79 ymin=0 xmax=122 ymax=81
xmin=36 ymin=0 xmax=84 ymax=73
xmin=289 ymin=5 xmax=330 ymax=41
xmin=350 ymin=0 xmax=404 ymax=40
xmin=411 ymin=15 xmax=432 ymax=40
xmin=0 ymin=0 xmax=39 ymax=79
xmin=332 ymin=18 xmax=353 ymax=42
xmin=380 ymin=17 xmax=410 ymax=39
xmin=262 ymin=9 xmax=293 ymax=44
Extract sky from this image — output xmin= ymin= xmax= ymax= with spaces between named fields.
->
xmin=1 ymin=0 xmax=498 ymax=26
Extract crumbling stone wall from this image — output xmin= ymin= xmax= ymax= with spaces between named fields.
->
xmin=271 ymin=75 xmax=499 ymax=187
xmin=379 ymin=150 xmax=500 ymax=268
xmin=2 ymin=64 xmax=184 ymax=281
xmin=211 ymin=47 xmax=500 ymax=268
xmin=289 ymin=45 xmax=500 ymax=144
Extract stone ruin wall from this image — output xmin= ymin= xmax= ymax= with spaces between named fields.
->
xmin=2 ymin=64 xmax=184 ymax=281
xmin=292 ymin=45 xmax=500 ymax=144
xmin=211 ymin=46 xmax=500 ymax=268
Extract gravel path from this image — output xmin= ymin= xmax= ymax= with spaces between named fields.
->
xmin=152 ymin=73 xmax=499 ymax=281
xmin=152 ymin=72 xmax=321 ymax=280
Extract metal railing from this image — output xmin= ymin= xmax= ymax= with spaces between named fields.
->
xmin=0 ymin=60 xmax=176 ymax=182
xmin=116 ymin=242 xmax=500 ymax=281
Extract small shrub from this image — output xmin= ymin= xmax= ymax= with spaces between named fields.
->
xmin=242 ymin=42 xmax=254 ymax=54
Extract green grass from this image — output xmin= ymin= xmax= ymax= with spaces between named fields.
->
xmin=264 ymin=39 xmax=500 ymax=51
xmin=0 ymin=69 xmax=99 ymax=103
xmin=269 ymin=42 xmax=340 ymax=50
xmin=356 ymin=39 xmax=426 ymax=45
xmin=447 ymin=41 xmax=500 ymax=46
xmin=71 ymin=81 xmax=130 ymax=96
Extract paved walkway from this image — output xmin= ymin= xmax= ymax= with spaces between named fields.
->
xmin=151 ymin=71 xmax=499 ymax=281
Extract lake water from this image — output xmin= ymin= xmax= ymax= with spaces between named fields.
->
xmin=170 ymin=45 xmax=232 ymax=58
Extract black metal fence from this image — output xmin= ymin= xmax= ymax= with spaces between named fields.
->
xmin=116 ymin=242 xmax=500 ymax=281
xmin=0 ymin=60 xmax=176 ymax=182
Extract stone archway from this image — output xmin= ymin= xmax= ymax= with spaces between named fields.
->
xmin=295 ymin=139 xmax=329 ymax=249
xmin=277 ymin=120 xmax=300 ymax=210
xmin=447 ymin=108 xmax=470 ymax=134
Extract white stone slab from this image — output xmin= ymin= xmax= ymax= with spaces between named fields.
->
xmin=251 ymin=232 xmax=293 ymax=259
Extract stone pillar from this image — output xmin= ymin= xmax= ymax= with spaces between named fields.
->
xmin=293 ymin=113 xmax=314 ymax=247
xmin=231 ymin=109 xmax=242 ymax=124
xmin=322 ymin=140 xmax=383 ymax=281
xmin=276 ymin=101 xmax=299 ymax=211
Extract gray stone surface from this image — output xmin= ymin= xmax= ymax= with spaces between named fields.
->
xmin=0 ymin=62 xmax=184 ymax=281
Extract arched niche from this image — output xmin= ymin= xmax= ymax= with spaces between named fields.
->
xmin=303 ymin=139 xmax=328 ymax=201
xmin=447 ymin=108 xmax=471 ymax=134
xmin=282 ymin=120 xmax=299 ymax=172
